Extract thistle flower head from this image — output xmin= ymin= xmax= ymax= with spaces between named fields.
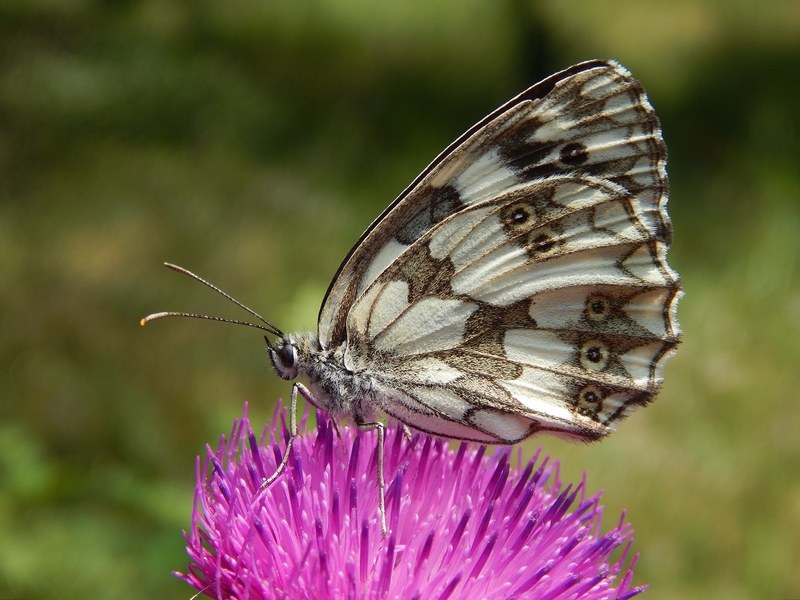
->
xmin=177 ymin=403 xmax=646 ymax=599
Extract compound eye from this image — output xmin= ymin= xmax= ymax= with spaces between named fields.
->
xmin=278 ymin=343 xmax=298 ymax=369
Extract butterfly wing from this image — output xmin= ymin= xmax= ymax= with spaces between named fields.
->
xmin=323 ymin=60 xmax=680 ymax=442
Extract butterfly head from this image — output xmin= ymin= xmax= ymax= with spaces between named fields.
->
xmin=267 ymin=331 xmax=325 ymax=382
xmin=269 ymin=337 xmax=300 ymax=380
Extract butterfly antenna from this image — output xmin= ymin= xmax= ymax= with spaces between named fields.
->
xmin=140 ymin=311 xmax=280 ymax=334
xmin=140 ymin=262 xmax=284 ymax=338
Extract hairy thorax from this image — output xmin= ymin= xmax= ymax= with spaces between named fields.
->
xmin=291 ymin=331 xmax=375 ymax=421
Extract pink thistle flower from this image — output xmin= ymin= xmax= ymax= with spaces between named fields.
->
xmin=176 ymin=403 xmax=646 ymax=599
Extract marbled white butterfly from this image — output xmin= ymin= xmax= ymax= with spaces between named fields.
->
xmin=144 ymin=60 xmax=681 ymax=535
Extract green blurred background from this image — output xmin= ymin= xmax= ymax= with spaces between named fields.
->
xmin=2 ymin=1 xmax=798 ymax=598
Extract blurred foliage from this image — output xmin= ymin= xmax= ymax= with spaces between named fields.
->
xmin=1 ymin=1 xmax=799 ymax=598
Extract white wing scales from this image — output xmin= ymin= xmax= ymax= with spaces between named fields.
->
xmin=322 ymin=60 xmax=680 ymax=444
xmin=372 ymin=296 xmax=477 ymax=356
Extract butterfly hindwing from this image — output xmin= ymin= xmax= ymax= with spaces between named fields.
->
xmin=344 ymin=176 xmax=678 ymax=441
xmin=322 ymin=60 xmax=680 ymax=443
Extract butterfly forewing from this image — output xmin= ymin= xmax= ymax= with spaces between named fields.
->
xmin=319 ymin=60 xmax=671 ymax=349
xmin=321 ymin=60 xmax=680 ymax=444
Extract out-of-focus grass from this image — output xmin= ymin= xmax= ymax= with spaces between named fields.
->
xmin=1 ymin=1 xmax=798 ymax=598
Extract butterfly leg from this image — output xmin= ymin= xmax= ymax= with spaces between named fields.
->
xmin=260 ymin=382 xmax=308 ymax=489
xmin=356 ymin=420 xmax=387 ymax=537
xmin=330 ymin=416 xmax=343 ymax=441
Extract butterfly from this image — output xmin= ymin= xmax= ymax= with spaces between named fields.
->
xmin=143 ymin=59 xmax=681 ymax=536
